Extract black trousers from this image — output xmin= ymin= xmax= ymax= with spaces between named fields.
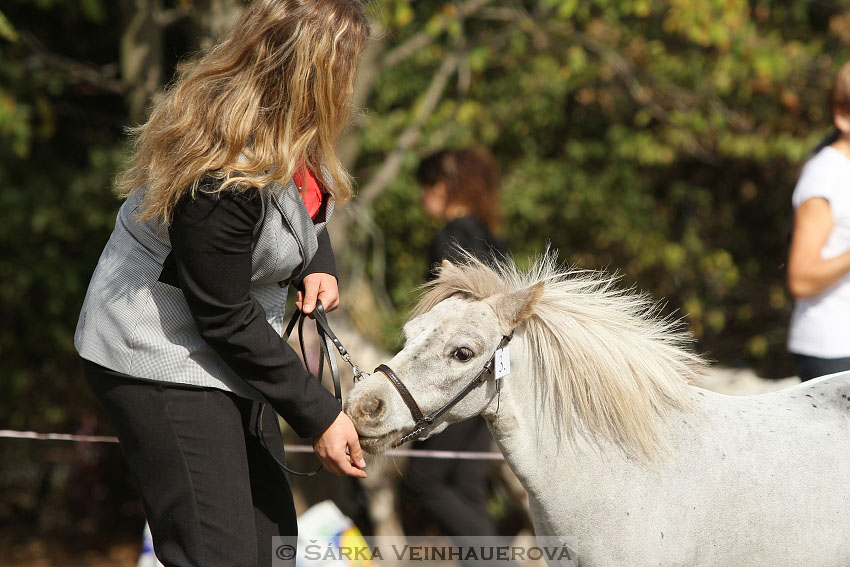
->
xmin=82 ymin=359 xmax=297 ymax=567
xmin=792 ymin=353 xmax=850 ymax=382
xmin=402 ymin=416 xmax=496 ymax=538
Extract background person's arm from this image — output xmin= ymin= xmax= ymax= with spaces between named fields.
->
xmin=787 ymin=197 xmax=850 ymax=299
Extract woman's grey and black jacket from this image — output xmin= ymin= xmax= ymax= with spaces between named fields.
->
xmin=75 ymin=178 xmax=341 ymax=438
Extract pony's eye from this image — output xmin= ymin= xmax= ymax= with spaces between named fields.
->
xmin=452 ymin=347 xmax=474 ymax=362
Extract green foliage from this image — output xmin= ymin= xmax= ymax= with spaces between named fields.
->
xmin=0 ymin=143 xmax=125 ymax=429
xmin=0 ymin=0 xmax=126 ymax=431
xmin=3 ymin=0 xmax=850 ymax=448
xmin=0 ymin=10 xmax=19 ymax=42
xmin=355 ymin=0 xmax=850 ymax=375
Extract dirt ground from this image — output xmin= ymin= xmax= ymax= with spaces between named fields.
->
xmin=0 ymin=528 xmax=140 ymax=567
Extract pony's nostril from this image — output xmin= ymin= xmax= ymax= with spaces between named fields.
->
xmin=360 ymin=396 xmax=385 ymax=420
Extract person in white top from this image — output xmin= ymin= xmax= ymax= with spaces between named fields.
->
xmin=787 ymin=60 xmax=850 ymax=381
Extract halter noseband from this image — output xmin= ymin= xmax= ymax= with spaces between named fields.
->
xmin=374 ymin=331 xmax=514 ymax=446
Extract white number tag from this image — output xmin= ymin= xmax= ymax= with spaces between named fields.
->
xmin=494 ymin=346 xmax=510 ymax=380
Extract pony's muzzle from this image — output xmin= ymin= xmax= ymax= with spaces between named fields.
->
xmin=345 ymin=394 xmax=386 ymax=427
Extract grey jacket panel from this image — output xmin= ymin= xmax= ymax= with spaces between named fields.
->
xmin=74 ymin=180 xmax=332 ymax=399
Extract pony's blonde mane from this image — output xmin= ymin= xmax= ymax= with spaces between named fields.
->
xmin=412 ymin=253 xmax=706 ymax=461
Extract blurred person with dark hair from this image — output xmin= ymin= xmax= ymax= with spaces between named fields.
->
xmin=417 ymin=148 xmax=506 ymax=274
xmin=402 ymin=147 xmax=508 ymax=541
xmin=788 ymin=60 xmax=850 ymax=381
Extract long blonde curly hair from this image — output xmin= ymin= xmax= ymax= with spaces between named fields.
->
xmin=118 ymin=0 xmax=369 ymax=224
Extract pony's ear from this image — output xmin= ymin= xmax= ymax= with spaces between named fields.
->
xmin=488 ymin=281 xmax=544 ymax=331
xmin=432 ymin=259 xmax=454 ymax=278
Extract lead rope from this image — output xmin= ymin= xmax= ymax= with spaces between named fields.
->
xmin=259 ymin=300 xmax=370 ymax=477
xmin=307 ymin=301 xmax=371 ymax=385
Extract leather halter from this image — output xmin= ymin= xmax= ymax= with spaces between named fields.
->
xmin=375 ymin=331 xmax=513 ymax=446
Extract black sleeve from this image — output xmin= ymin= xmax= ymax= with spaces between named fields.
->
xmin=427 ymin=229 xmax=457 ymax=280
xmin=427 ymin=218 xmax=504 ymax=281
xmin=168 ymin=187 xmax=341 ymax=438
xmin=292 ymin=228 xmax=337 ymax=290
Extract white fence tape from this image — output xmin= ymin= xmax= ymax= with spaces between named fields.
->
xmin=0 ymin=429 xmax=504 ymax=460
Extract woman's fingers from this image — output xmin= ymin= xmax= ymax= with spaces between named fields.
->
xmin=313 ymin=412 xmax=367 ymax=478
xmin=297 ymin=273 xmax=339 ymax=313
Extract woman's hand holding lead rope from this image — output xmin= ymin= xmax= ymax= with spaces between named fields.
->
xmin=297 ymin=273 xmax=340 ymax=314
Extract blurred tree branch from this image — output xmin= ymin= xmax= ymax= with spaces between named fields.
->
xmin=379 ymin=0 xmax=493 ymax=70
xmin=563 ymin=28 xmax=754 ymax=164
xmin=351 ymin=53 xmax=458 ymax=216
xmin=21 ymin=32 xmax=123 ymax=95
xmin=121 ymin=0 xmax=164 ymax=124
xmin=192 ymin=0 xmax=244 ymax=50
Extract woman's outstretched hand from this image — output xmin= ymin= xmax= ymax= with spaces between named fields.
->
xmin=313 ymin=411 xmax=367 ymax=478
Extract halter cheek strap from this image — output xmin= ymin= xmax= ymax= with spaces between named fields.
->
xmin=374 ymin=331 xmax=514 ymax=446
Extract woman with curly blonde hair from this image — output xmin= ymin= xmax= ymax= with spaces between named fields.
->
xmin=75 ymin=1 xmax=369 ymax=564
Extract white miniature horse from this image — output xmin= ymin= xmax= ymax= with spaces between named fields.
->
xmin=345 ymin=256 xmax=850 ymax=566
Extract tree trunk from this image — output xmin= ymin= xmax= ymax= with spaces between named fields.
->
xmin=192 ymin=0 xmax=243 ymax=51
xmin=120 ymin=0 xmax=163 ymax=125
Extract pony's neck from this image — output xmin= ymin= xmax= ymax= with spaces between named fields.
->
xmin=479 ymin=330 xmax=695 ymax=540
xmin=481 ymin=330 xmax=593 ymax=534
